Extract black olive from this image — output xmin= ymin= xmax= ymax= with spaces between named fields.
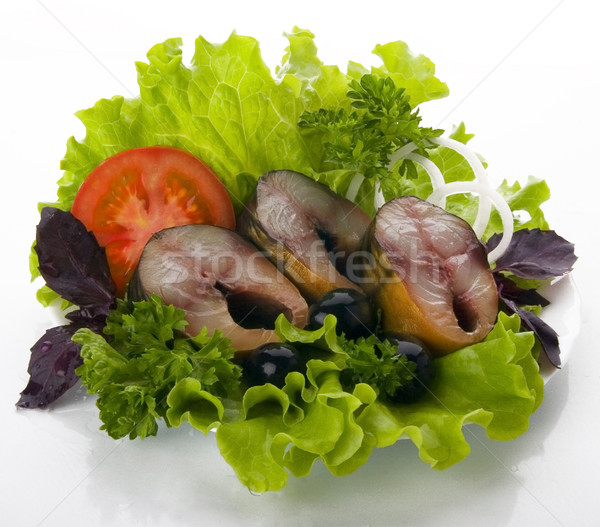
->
xmin=242 ymin=343 xmax=305 ymax=388
xmin=385 ymin=334 xmax=435 ymax=404
xmin=308 ymin=288 xmax=376 ymax=340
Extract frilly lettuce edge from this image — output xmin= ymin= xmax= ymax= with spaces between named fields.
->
xmin=165 ymin=312 xmax=543 ymax=493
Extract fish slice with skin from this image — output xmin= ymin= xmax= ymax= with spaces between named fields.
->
xmin=237 ymin=170 xmax=372 ymax=302
xmin=130 ymin=224 xmax=308 ymax=353
xmin=360 ymin=195 xmax=498 ymax=355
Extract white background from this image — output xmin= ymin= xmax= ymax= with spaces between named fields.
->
xmin=1 ymin=1 xmax=599 ymax=526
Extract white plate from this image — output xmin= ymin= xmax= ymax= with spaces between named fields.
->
xmin=537 ymin=273 xmax=580 ymax=381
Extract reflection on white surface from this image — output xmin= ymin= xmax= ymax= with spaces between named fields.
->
xmin=15 ymin=383 xmax=574 ymax=527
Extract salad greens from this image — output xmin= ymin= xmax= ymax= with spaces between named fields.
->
xmin=298 ymin=74 xmax=443 ymax=182
xmin=74 ymin=304 xmax=542 ymax=493
xmin=74 ymin=295 xmax=241 ymax=439
xmin=29 ymin=26 xmax=550 ymax=291
xmin=338 ymin=334 xmax=417 ymax=399
xmin=21 ymin=27 xmax=577 ymax=492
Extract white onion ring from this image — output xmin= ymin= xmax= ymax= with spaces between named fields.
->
xmin=430 ymin=137 xmax=493 ymax=238
xmin=388 ymin=138 xmax=514 ymax=263
xmin=387 ymin=142 xmax=418 ymax=167
xmin=427 ymin=181 xmax=514 ymax=263
xmin=404 ymin=152 xmax=446 ymax=208
xmin=345 ymin=172 xmax=365 ymax=202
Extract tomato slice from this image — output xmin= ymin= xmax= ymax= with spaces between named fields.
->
xmin=71 ymin=146 xmax=236 ymax=295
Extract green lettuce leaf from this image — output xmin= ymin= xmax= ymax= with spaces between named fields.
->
xmin=276 ymin=27 xmax=351 ymax=113
xmin=348 ymin=40 xmax=449 ymax=106
xmin=43 ymin=28 xmax=448 ymax=219
xmin=55 ymin=35 xmax=311 ymax=216
xmin=166 ymin=378 xmax=225 ymax=434
xmin=214 ymin=365 xmax=376 ymax=492
xmin=41 ymin=29 xmax=451 ymax=216
xmin=167 ymin=312 xmax=542 ymax=492
xmin=359 ymin=312 xmax=542 ymax=464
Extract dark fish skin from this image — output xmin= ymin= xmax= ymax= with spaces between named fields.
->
xmin=238 ymin=170 xmax=371 ymax=302
xmin=360 ymin=196 xmax=498 ymax=355
xmin=133 ymin=224 xmax=308 ymax=353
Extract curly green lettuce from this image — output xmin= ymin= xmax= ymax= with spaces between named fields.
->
xmin=175 ymin=312 xmax=541 ymax=492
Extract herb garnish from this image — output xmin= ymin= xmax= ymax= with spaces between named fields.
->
xmin=298 ymin=74 xmax=443 ymax=181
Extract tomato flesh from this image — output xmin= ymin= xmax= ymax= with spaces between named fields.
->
xmin=71 ymin=146 xmax=236 ymax=295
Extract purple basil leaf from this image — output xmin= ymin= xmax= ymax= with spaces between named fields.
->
xmin=66 ymin=306 xmax=111 ymax=331
xmin=35 ymin=207 xmax=116 ymax=309
xmin=517 ymin=309 xmax=561 ymax=368
xmin=16 ymin=325 xmax=83 ymax=408
xmin=501 ymin=296 xmax=561 ymax=368
xmin=20 ymin=207 xmax=117 ymax=408
xmin=488 ymin=228 xmax=577 ymax=279
xmin=495 ymin=275 xmax=550 ymax=307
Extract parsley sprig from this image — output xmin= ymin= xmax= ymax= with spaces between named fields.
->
xmin=74 ymin=295 xmax=241 ymax=439
xmin=339 ymin=335 xmax=416 ymax=400
xmin=298 ymin=74 xmax=443 ymax=181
